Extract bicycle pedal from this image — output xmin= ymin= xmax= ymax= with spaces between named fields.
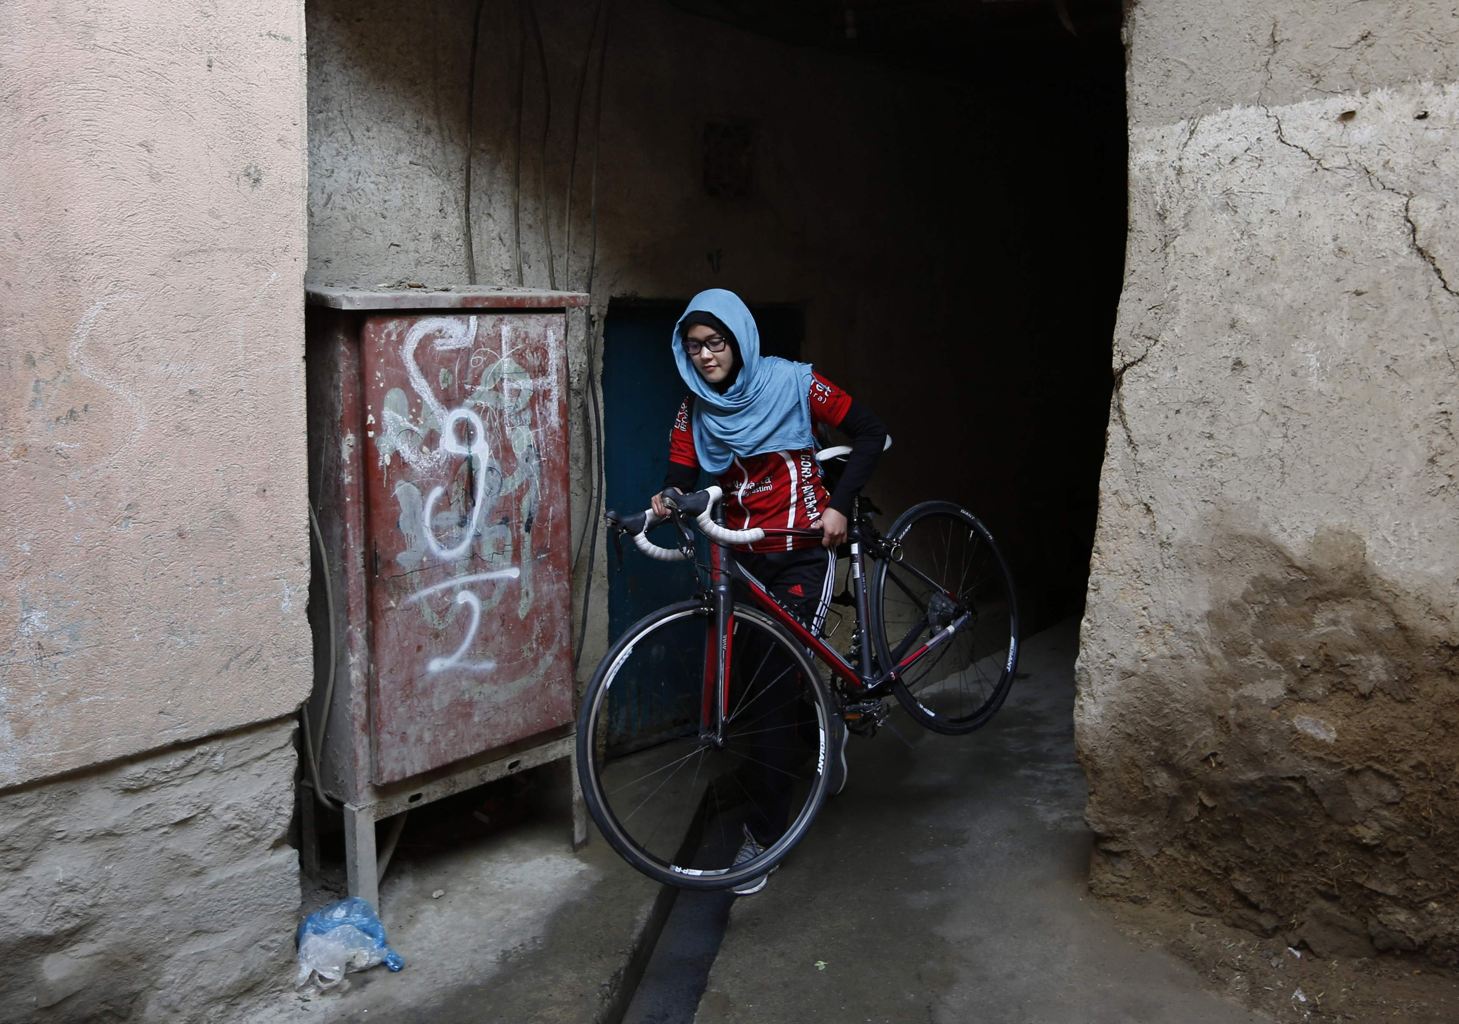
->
xmin=842 ymin=700 xmax=889 ymax=737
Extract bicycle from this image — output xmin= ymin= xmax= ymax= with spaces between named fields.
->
xmin=575 ymin=450 xmax=1020 ymax=890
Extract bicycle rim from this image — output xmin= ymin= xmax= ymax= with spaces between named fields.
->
xmin=872 ymin=502 xmax=1019 ymax=734
xmin=577 ymin=602 xmax=834 ymax=889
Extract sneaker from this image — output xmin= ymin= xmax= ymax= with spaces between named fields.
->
xmin=731 ymin=828 xmax=776 ymax=895
xmin=827 ymin=716 xmax=850 ymax=797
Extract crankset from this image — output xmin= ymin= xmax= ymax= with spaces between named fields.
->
xmin=841 ymin=698 xmax=890 ymax=737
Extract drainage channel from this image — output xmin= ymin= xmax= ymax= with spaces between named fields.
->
xmin=606 ymin=806 xmax=747 ymax=1024
xmin=619 ymin=887 xmax=735 ymax=1024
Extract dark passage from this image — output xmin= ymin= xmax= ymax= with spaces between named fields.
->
xmin=604 ymin=3 xmax=1126 ymax=1018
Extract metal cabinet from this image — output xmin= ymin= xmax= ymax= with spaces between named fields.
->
xmin=303 ymin=286 xmax=588 ymax=907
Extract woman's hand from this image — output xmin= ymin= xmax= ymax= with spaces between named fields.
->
xmin=819 ymin=508 xmax=848 ymax=549
xmin=651 ymin=488 xmax=682 ymax=519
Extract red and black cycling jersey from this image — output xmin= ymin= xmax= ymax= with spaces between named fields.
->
xmin=666 ymin=372 xmax=871 ymax=554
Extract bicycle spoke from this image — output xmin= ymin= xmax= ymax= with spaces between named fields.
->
xmin=719 ymin=743 xmax=817 ymax=783
xmin=872 ymin=504 xmax=1019 ymax=734
xmin=582 ymin=605 xmax=831 ymax=886
xmin=614 ymin=744 xmax=710 ymax=829
xmin=726 ymin=660 xmax=798 ymax=725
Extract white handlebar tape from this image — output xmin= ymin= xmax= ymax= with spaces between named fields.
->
xmin=624 ymin=510 xmax=691 ymax=565
xmin=695 ymin=486 xmax=766 ymax=545
xmin=630 ymin=508 xmax=691 ymax=561
xmin=633 ymin=531 xmax=691 ymax=561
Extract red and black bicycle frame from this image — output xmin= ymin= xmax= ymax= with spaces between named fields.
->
xmin=700 ymin=499 xmax=972 ymax=743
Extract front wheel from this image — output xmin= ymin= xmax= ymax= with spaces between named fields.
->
xmin=870 ymin=501 xmax=1020 ymax=735
xmin=576 ymin=601 xmax=835 ymax=889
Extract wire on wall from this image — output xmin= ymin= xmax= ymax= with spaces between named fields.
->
xmin=513 ymin=2 xmax=528 ymax=286
xmin=568 ymin=0 xmax=610 ymax=574
xmin=525 ymin=0 xmax=557 ymax=291
xmin=563 ymin=0 xmax=608 ymax=292
xmin=462 ymin=0 xmax=488 ymax=285
xmin=573 ymin=315 xmax=607 ymax=675
xmin=586 ymin=0 xmax=613 ymax=299
xmin=302 ymin=504 xmax=340 ymax=811
xmin=573 ymin=0 xmax=614 ymax=675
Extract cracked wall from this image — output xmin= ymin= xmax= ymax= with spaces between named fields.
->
xmin=1076 ymin=2 xmax=1459 ymax=962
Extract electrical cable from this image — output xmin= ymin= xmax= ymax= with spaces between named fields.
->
xmin=586 ymin=0 xmax=613 ymax=300
xmin=513 ymin=1 xmax=527 ymax=286
xmin=562 ymin=0 xmax=608 ymax=290
xmin=573 ymin=318 xmax=606 ymax=675
xmin=569 ymin=0 xmax=612 ymax=569
xmin=525 ymin=0 xmax=557 ymax=290
xmin=569 ymin=4 xmax=609 ymax=676
xmin=303 ymin=503 xmax=340 ymax=811
xmin=570 ymin=312 xmax=601 ymax=573
xmin=567 ymin=0 xmax=610 ymax=572
xmin=463 ymin=0 xmax=488 ymax=285
xmin=573 ymin=0 xmax=614 ymax=675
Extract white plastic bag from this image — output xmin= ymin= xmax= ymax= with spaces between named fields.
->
xmin=295 ymin=898 xmax=404 ymax=988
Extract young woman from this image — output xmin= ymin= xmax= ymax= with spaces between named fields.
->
xmin=650 ymin=288 xmax=887 ymax=894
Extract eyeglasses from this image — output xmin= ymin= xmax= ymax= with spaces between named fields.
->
xmin=683 ymin=335 xmax=729 ymax=356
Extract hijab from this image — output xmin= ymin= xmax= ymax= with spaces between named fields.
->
xmin=671 ymin=289 xmax=814 ymax=475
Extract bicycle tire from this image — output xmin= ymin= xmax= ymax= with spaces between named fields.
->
xmin=869 ymin=501 xmax=1020 ymax=735
xmin=576 ymin=600 xmax=836 ymax=889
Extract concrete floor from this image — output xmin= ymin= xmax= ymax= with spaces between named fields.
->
xmin=694 ymin=619 xmax=1269 ymax=1024
xmin=255 ymin=772 xmax=665 ymax=1024
xmin=259 ymin=620 xmax=1271 ymax=1023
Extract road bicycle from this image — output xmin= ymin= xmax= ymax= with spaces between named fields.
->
xmin=575 ymin=451 xmax=1019 ymax=890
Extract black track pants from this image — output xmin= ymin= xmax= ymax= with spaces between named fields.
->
xmin=733 ymin=546 xmax=835 ymax=846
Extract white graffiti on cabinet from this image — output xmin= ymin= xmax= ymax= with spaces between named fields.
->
xmin=427 ymin=591 xmax=496 ymax=673
xmin=421 ymin=407 xmax=492 ymax=561
xmin=375 ymin=317 xmax=551 ymax=677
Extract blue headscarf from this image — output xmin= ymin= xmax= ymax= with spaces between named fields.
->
xmin=672 ymin=289 xmax=814 ymax=475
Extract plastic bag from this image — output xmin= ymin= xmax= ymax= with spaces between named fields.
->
xmin=295 ymin=897 xmax=405 ymax=988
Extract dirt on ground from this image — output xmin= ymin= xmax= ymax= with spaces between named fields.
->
xmin=1104 ymin=899 xmax=1459 ymax=1023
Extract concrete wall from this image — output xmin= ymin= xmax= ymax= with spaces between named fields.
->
xmin=1 ymin=0 xmax=311 ymax=1017
xmin=1077 ymin=0 xmax=1459 ymax=963
xmin=0 ymin=723 xmax=299 ymax=1021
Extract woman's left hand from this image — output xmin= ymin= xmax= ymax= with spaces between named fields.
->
xmin=819 ymin=508 xmax=848 ymax=549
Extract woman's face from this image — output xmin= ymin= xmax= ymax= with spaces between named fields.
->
xmin=684 ymin=323 xmax=736 ymax=385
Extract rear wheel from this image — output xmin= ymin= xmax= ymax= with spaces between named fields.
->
xmin=577 ymin=601 xmax=835 ymax=889
xmin=870 ymin=502 xmax=1019 ymax=734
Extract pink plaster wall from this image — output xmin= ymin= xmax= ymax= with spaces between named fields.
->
xmin=0 ymin=0 xmax=312 ymax=787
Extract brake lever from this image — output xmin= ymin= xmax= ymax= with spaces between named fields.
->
xmin=675 ymin=516 xmax=696 ymax=555
xmin=604 ymin=510 xmax=626 ymax=567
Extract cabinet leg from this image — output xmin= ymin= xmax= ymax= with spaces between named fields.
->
xmin=569 ymin=742 xmax=588 ymax=850
xmin=343 ymin=802 xmax=380 ymax=911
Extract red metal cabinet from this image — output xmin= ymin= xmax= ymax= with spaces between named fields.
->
xmin=304 ymin=287 xmax=588 ymax=905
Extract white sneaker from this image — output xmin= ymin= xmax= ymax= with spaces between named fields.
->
xmin=731 ymin=828 xmax=776 ymax=895
xmin=828 ymin=717 xmax=849 ymax=796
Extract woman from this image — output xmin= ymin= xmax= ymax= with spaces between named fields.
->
xmin=650 ymin=288 xmax=887 ymax=894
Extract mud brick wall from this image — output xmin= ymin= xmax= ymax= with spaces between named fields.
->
xmin=1075 ymin=0 xmax=1459 ymax=962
